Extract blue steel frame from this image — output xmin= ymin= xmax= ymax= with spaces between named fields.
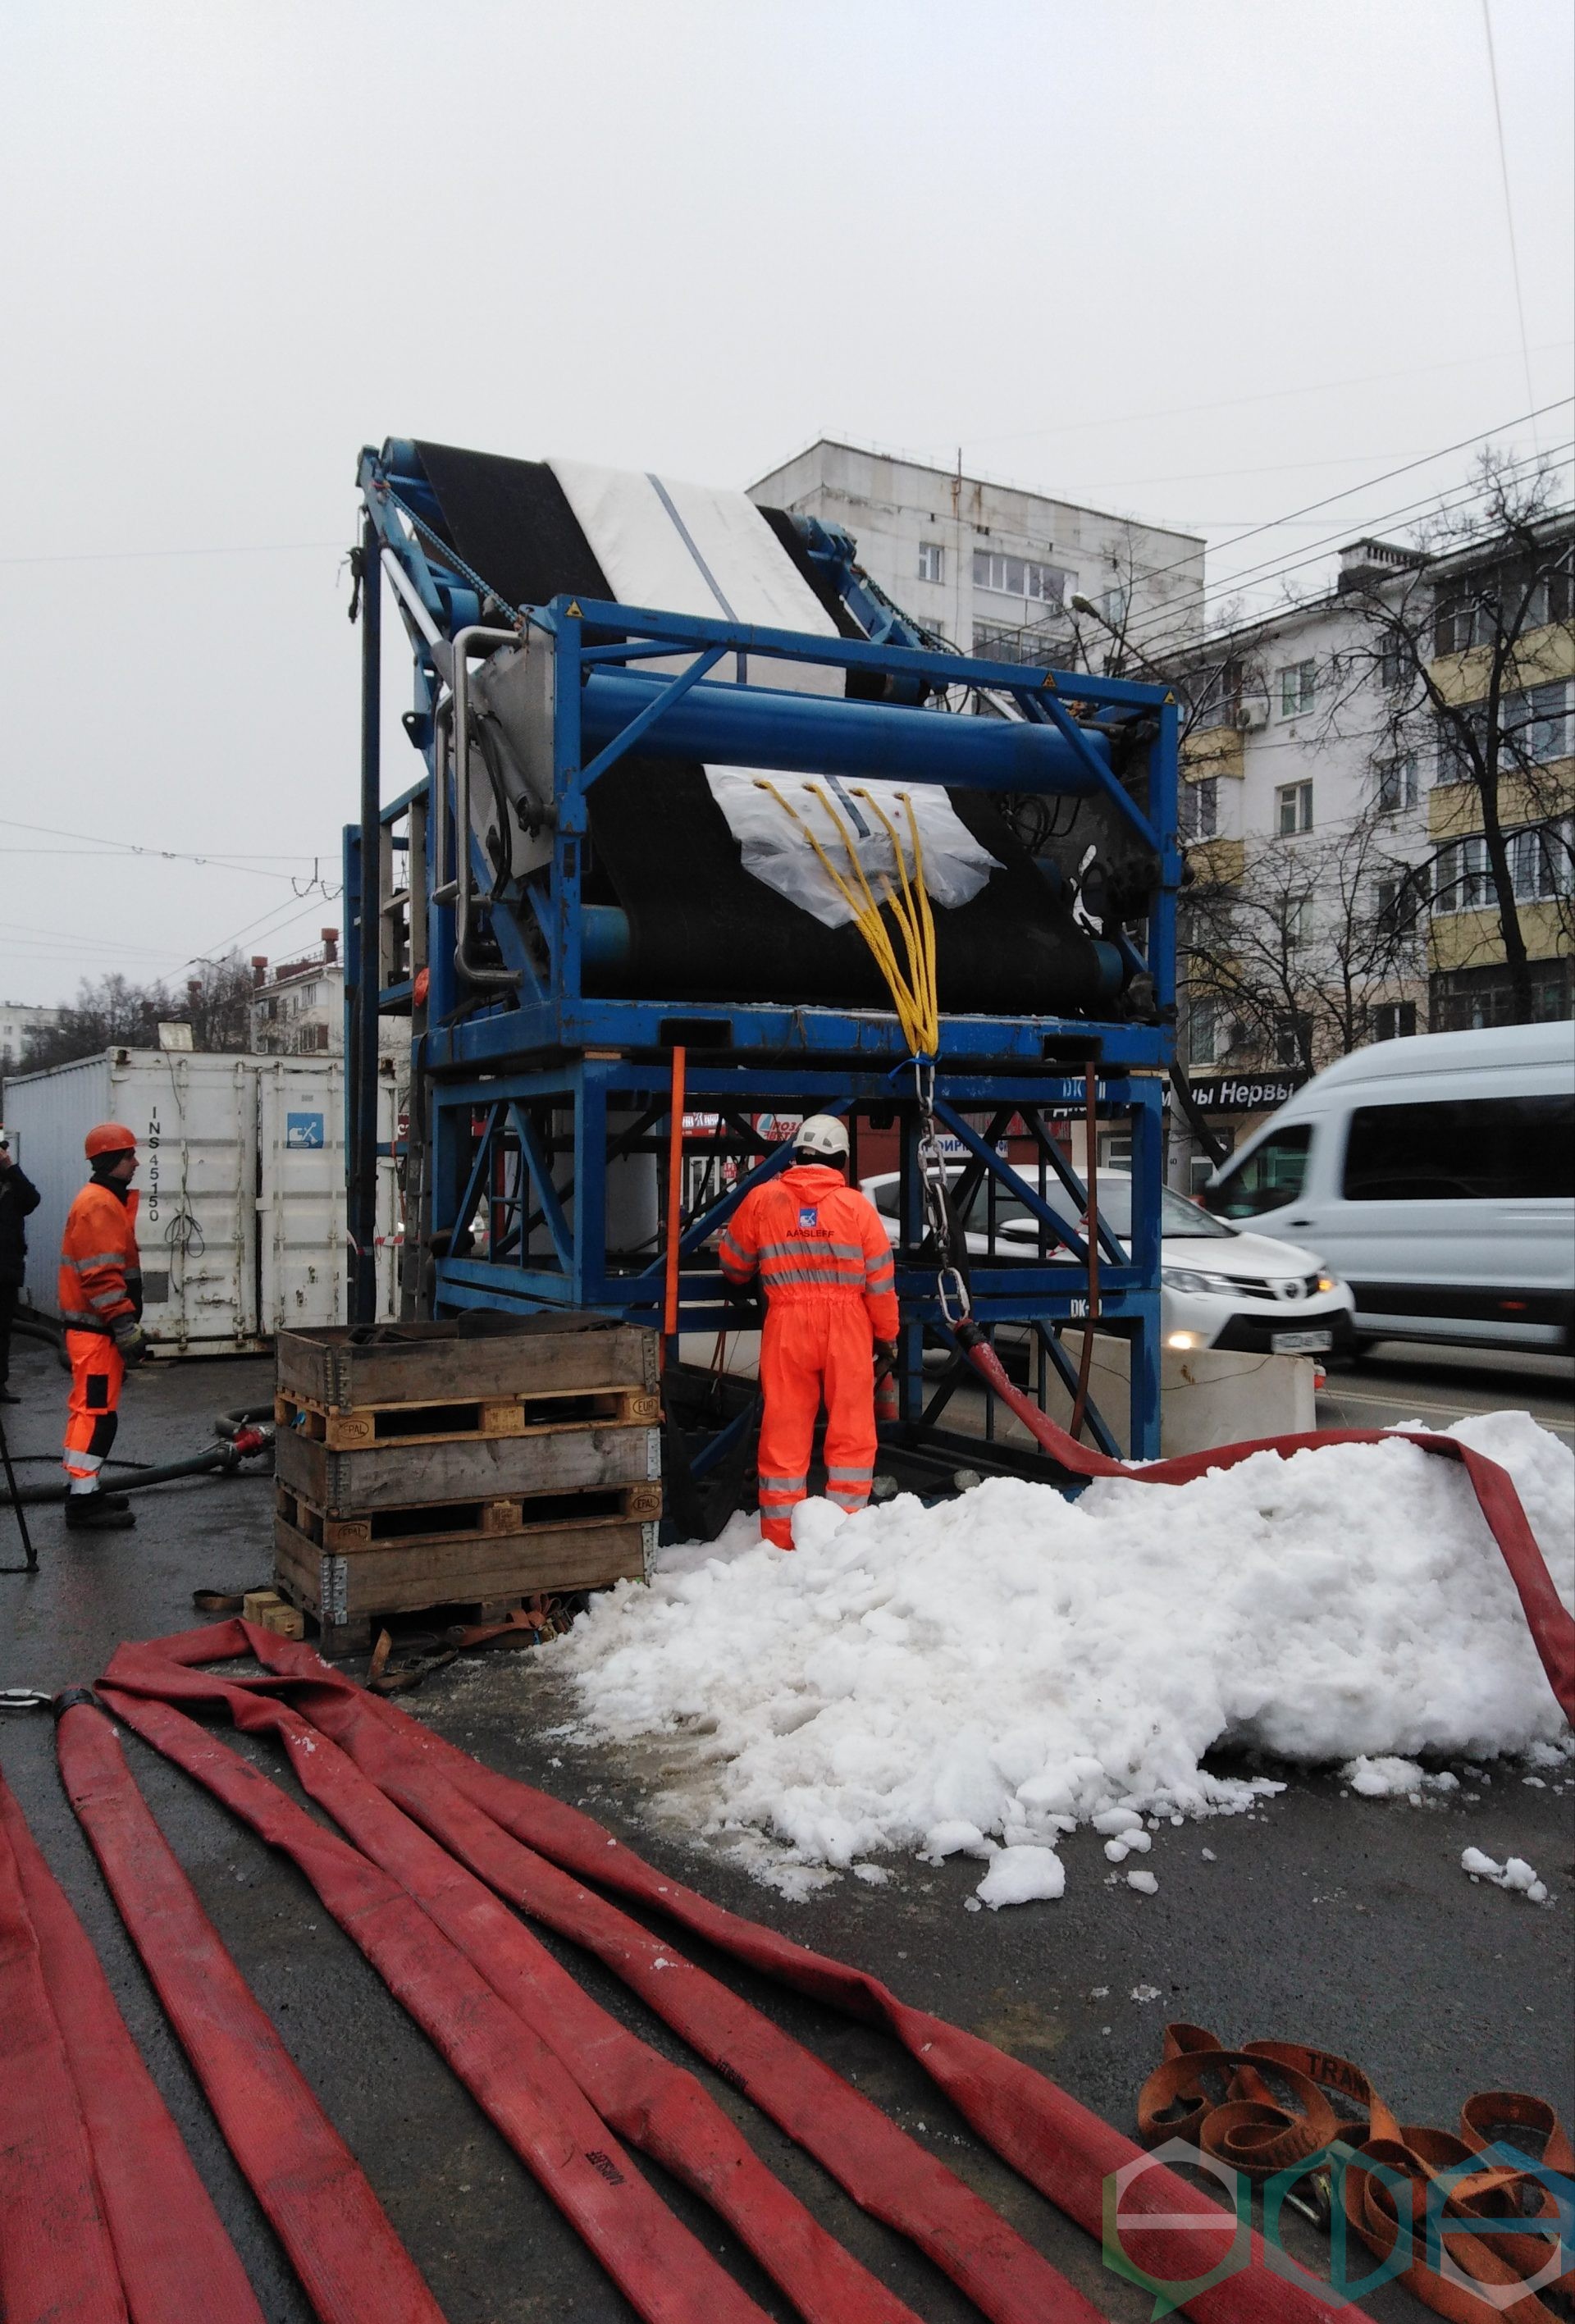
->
xmin=349 ymin=441 xmax=1180 ymax=1460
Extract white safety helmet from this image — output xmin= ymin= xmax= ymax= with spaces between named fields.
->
xmin=794 ymin=1114 xmax=850 ymax=1162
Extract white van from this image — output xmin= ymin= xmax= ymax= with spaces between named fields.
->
xmin=1200 ymin=1024 xmax=1575 ymax=1355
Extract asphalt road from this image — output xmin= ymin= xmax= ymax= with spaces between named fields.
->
xmin=1317 ymin=1340 xmax=1575 ymax=1446
xmin=0 ymin=1331 xmax=1570 ymax=2324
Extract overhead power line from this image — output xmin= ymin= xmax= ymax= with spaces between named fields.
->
xmin=1113 ymin=435 xmax=1573 ymax=655
xmin=1480 ymin=0 xmax=1538 ymax=445
xmin=0 ymin=539 xmax=344 ymax=569
xmin=961 ymin=342 xmax=1573 ymax=454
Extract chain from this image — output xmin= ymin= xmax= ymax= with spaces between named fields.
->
xmin=912 ymin=1057 xmax=970 ymax=1324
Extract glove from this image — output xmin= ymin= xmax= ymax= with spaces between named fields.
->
xmin=724 ymin=1277 xmax=765 ymax=1325
xmin=112 ymin=1319 xmax=148 ymax=1367
xmin=873 ymin=1339 xmax=897 ymax=1381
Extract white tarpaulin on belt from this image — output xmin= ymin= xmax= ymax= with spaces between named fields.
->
xmin=550 ymin=459 xmax=1000 ymax=928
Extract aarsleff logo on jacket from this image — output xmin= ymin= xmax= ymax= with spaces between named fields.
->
xmin=797 ymin=1208 xmax=819 ymax=1232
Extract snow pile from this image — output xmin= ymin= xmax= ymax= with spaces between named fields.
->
xmin=545 ymin=1411 xmax=1573 ymax=1902
xmin=1462 ymin=1847 xmax=1550 ymax=1904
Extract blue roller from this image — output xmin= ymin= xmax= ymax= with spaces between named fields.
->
xmin=579 ymin=668 xmax=1111 ymax=793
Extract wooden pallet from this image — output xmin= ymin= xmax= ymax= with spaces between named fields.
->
xmin=275 ymin=1477 xmax=662 ymax=1554
xmin=276 ymin=1317 xmax=658 ymax=1413
xmin=273 ymin=1509 xmax=651 ymax=1657
xmin=273 ymin=1411 xmax=661 ymax=1518
xmin=275 ymin=1381 xmax=660 ymax=1450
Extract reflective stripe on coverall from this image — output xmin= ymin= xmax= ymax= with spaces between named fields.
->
xmin=719 ymin=1163 xmax=897 ymax=1548
xmin=59 ymin=1181 xmax=140 ymax=1483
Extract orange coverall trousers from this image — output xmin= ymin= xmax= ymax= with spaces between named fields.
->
xmin=719 ymin=1162 xmax=897 ymax=1549
xmin=63 ymin=1332 xmax=126 ymax=1485
xmin=756 ymin=1300 xmax=879 ymax=1550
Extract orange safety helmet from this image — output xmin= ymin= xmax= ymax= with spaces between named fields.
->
xmin=84 ymin=1121 xmax=138 ymax=1160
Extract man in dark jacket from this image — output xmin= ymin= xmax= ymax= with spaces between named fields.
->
xmin=0 ymin=1130 xmax=43 ymax=1403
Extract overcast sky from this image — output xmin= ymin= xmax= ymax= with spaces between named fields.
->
xmin=2 ymin=0 xmax=1571 ymax=1007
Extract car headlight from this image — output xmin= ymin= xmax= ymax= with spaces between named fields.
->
xmin=1166 ymin=1264 xmax=1235 ymax=1301
xmin=1162 ymin=1267 xmax=1235 ymax=1296
xmin=1316 ymin=1274 xmax=1337 ymax=1294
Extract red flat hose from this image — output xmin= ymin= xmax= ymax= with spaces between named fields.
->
xmin=0 ymin=1777 xmax=126 ymax=2324
xmin=0 ymin=1773 xmax=267 ymax=2324
xmin=92 ymin=1672 xmax=924 ymax=2324
xmin=101 ymin=1636 xmax=1107 ymax=2324
xmin=107 ymin=1621 xmax=1358 ymax=2324
xmin=956 ymin=1328 xmax=1575 ymax=1722
xmin=55 ymin=1703 xmax=449 ymax=2324
xmin=62 ymin=1694 xmax=779 ymax=2324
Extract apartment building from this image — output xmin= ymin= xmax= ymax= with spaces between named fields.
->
xmin=1166 ymin=514 xmax=1573 ymax=1186
xmin=0 ymin=1002 xmax=61 ymax=1103
xmin=749 ymin=438 xmax=1207 ymax=663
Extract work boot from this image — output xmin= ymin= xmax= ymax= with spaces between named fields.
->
xmin=64 ymin=1495 xmax=136 ymax=1532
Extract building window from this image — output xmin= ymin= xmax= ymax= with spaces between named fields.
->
xmin=972 ymin=548 xmax=1071 ymax=606
xmin=971 ymin=616 xmax=1075 ymax=669
xmin=1434 ymin=819 xmax=1574 ymax=914
xmin=1273 ymin=1016 xmax=1306 ymax=1067
xmin=1378 ymin=635 xmax=1410 ymax=692
xmin=1434 ymin=547 xmax=1573 ymax=658
xmin=1276 ymin=780 xmax=1313 ymax=836
xmin=1098 ymin=585 xmax=1128 ymax=628
xmin=917 ymin=541 xmax=944 ymax=585
xmin=1431 ymin=957 xmax=1574 ymax=1030
xmin=1375 ymin=753 xmax=1418 ymax=814
xmin=1187 ymin=996 xmax=1220 ymax=1066
xmin=1371 ymin=1001 xmax=1418 ymax=1042
xmin=1180 ymin=775 xmax=1219 ymax=841
xmin=1183 ymin=657 xmax=1244 ymax=733
xmin=1278 ymin=660 xmax=1316 ymax=719
xmin=1439 ymin=682 xmax=1573 ymax=784
xmin=1281 ymin=897 xmax=1311 ymax=950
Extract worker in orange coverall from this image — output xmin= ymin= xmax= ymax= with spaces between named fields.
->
xmin=719 ymin=1116 xmax=898 ymax=1549
xmin=58 ymin=1122 xmax=147 ymax=1532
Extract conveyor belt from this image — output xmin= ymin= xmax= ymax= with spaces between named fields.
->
xmin=410 ymin=441 xmax=1116 ymax=1016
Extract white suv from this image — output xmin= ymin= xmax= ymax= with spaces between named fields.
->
xmin=861 ymin=1167 xmax=1354 ymax=1356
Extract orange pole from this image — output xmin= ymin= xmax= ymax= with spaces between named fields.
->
xmin=663 ymin=1046 xmax=687 ymax=1343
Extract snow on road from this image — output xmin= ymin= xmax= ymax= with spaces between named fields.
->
xmin=543 ymin=1411 xmax=1574 ymax=1905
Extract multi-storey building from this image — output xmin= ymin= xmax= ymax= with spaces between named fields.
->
xmin=0 ymin=1002 xmax=62 ymax=1103
xmin=1164 ymin=514 xmax=1573 ymax=1187
xmin=749 ymin=438 xmax=1207 ymax=662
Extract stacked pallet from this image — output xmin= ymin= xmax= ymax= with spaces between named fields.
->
xmin=272 ymin=1317 xmax=660 ymax=1655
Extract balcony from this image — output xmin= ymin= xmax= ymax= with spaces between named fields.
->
xmin=1180 ymin=724 xmax=1244 ymax=780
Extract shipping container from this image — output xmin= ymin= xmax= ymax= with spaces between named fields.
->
xmin=4 ymin=1050 xmax=399 ymax=1353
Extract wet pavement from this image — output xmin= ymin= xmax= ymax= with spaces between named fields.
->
xmin=1 ymin=1331 xmax=1570 ymax=2323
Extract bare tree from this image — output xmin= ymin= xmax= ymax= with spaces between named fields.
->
xmin=1180 ymin=810 xmax=1425 ymax=1075
xmin=19 ymin=953 xmax=255 ymax=1071
xmin=1331 ymin=453 xmax=1574 ymax=1023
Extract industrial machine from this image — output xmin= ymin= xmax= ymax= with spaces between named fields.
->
xmin=345 ymin=441 xmax=1180 ymax=1500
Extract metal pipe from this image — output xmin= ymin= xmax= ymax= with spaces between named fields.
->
xmin=663 ymin=1046 xmax=686 ymax=1345
xmin=451 ymin=625 xmax=523 ymax=989
xmin=380 ymin=545 xmax=450 ymax=673
xmin=353 ymin=512 xmax=382 ymax=1326
xmin=579 ymin=668 xmax=1112 ymax=792
xmin=431 ymin=696 xmax=455 ymax=902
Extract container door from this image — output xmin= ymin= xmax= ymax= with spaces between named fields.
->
xmin=128 ymin=1055 xmax=253 ymax=1351
xmin=255 ymin=1059 xmax=349 ymax=1335
xmin=377 ymin=1072 xmax=404 ymax=1322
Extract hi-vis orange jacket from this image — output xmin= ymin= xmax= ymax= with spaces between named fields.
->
xmin=58 ymin=1182 xmax=142 ymax=1336
xmin=719 ymin=1164 xmax=897 ymax=1336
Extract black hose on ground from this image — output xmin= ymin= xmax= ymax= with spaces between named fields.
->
xmin=11 ymin=1317 xmax=70 ymax=1370
xmin=0 ymin=1408 xmax=275 ymax=1509
xmin=2 ymin=1441 xmax=271 ymax=1509
xmin=213 ymin=1405 xmax=275 ymax=1441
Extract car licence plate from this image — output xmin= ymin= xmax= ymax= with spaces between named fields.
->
xmin=1272 ymin=1328 xmax=1332 ymax=1354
